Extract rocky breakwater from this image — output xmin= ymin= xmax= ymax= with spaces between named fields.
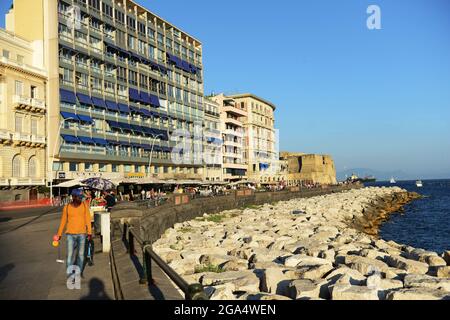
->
xmin=153 ymin=187 xmax=450 ymax=300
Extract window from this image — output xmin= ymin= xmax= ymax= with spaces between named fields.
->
xmin=128 ymin=35 xmax=136 ymax=50
xmin=124 ymin=164 xmax=132 ymax=173
xmin=15 ymin=115 xmax=22 ymax=133
xmin=12 ymin=156 xmax=22 ymax=177
xmin=115 ymin=9 xmax=125 ymax=24
xmin=31 ymin=86 xmax=37 ymax=99
xmin=53 ymin=162 xmax=63 ymax=171
xmin=17 ymin=55 xmax=24 ymax=64
xmin=127 ymin=16 xmax=136 ymax=30
xmin=69 ymin=163 xmax=79 ymax=171
xmin=148 ymin=45 xmax=155 ymax=59
xmin=138 ymin=22 xmax=146 ymax=35
xmin=99 ymin=164 xmax=107 ymax=172
xmin=112 ymin=164 xmax=119 ymax=172
xmin=28 ymin=157 xmax=37 ymax=177
xmin=102 ymin=3 xmax=113 ymax=18
xmin=15 ymin=81 xmax=23 ymax=95
xmin=2 ymin=49 xmax=10 ymax=59
xmin=85 ymin=163 xmax=93 ymax=172
xmin=31 ymin=118 xmax=38 ymax=135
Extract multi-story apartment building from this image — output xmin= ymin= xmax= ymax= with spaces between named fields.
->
xmin=229 ymin=94 xmax=278 ymax=185
xmin=203 ymin=97 xmax=222 ymax=181
xmin=6 ymin=0 xmax=204 ymax=186
xmin=210 ymin=94 xmax=247 ymax=182
xmin=0 ymin=28 xmax=47 ymax=202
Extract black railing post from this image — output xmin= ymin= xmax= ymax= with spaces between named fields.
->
xmin=140 ymin=242 xmax=153 ymax=285
xmin=129 ymin=231 xmax=135 ymax=257
xmin=122 ymin=223 xmax=128 ymax=242
xmin=186 ymin=283 xmax=209 ymax=300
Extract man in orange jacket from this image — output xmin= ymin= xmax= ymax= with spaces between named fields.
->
xmin=55 ymin=189 xmax=92 ymax=278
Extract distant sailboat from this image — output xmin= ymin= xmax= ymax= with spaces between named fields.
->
xmin=416 ymin=180 xmax=423 ymax=188
xmin=390 ymin=177 xmax=396 ymax=184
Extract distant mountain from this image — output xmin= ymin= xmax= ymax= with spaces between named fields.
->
xmin=336 ymin=168 xmax=410 ymax=182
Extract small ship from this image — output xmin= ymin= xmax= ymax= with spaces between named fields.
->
xmin=346 ymin=173 xmax=377 ymax=183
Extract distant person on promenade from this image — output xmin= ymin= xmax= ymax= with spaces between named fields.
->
xmin=104 ymin=191 xmax=116 ymax=212
xmin=55 ymin=189 xmax=92 ymax=279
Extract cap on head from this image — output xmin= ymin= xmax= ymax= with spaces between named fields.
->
xmin=71 ymin=189 xmax=83 ymax=197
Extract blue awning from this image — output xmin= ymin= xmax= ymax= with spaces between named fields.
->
xmin=77 ymin=114 xmax=94 ymax=124
xmin=130 ymin=143 xmax=141 ymax=148
xmin=105 ymin=100 xmax=119 ymax=111
xmin=130 ymin=106 xmax=141 ymax=114
xmin=106 ymin=120 xmax=121 ymax=129
xmin=139 ymin=91 xmax=151 ymax=105
xmin=259 ymin=163 xmax=270 ymax=170
xmin=60 ymin=111 xmax=79 ymax=121
xmin=140 ymin=108 xmax=152 ymax=118
xmin=60 ymin=89 xmax=77 ymax=104
xmin=149 ymin=94 xmax=160 ymax=107
xmin=131 ymin=125 xmax=143 ymax=133
xmin=181 ymin=60 xmax=190 ymax=72
xmin=91 ymin=97 xmax=107 ymax=109
xmin=61 ymin=134 xmax=79 ymax=144
xmin=119 ymin=141 xmax=131 ymax=146
xmin=107 ymin=139 xmax=120 ymax=145
xmin=129 ymin=88 xmax=141 ymax=102
xmin=78 ymin=136 xmax=95 ymax=145
xmin=93 ymin=138 xmax=108 ymax=146
xmin=76 ymin=93 xmax=93 ymax=106
xmin=118 ymin=103 xmax=130 ymax=113
xmin=118 ymin=122 xmax=132 ymax=130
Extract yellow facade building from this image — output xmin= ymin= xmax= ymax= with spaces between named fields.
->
xmin=6 ymin=0 xmax=205 ymax=190
xmin=279 ymin=152 xmax=337 ymax=186
xmin=229 ymin=94 xmax=278 ymax=185
xmin=0 ymin=28 xmax=47 ymax=201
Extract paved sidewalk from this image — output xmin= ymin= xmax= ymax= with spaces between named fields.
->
xmin=0 ymin=211 xmax=114 ymax=300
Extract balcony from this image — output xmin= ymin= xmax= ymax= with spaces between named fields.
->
xmin=223 ymin=106 xmax=247 ymax=117
xmin=0 ymin=129 xmax=12 ymax=141
xmin=13 ymin=95 xmax=31 ymax=107
xmin=31 ymin=135 xmax=46 ymax=145
xmin=224 ymin=129 xmax=243 ymax=137
xmin=9 ymin=178 xmax=45 ymax=186
xmin=0 ymin=178 xmax=9 ymax=186
xmin=31 ymin=98 xmax=46 ymax=112
xmin=224 ymin=117 xmax=243 ymax=127
xmin=13 ymin=133 xmax=31 ymax=144
xmin=61 ymin=145 xmax=107 ymax=156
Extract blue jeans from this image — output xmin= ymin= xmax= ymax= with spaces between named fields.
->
xmin=66 ymin=234 xmax=86 ymax=276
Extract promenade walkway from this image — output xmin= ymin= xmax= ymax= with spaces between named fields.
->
xmin=0 ymin=207 xmax=183 ymax=300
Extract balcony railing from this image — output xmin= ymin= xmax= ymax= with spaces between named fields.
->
xmin=32 ymin=98 xmax=45 ymax=110
xmin=10 ymin=178 xmax=45 ymax=186
xmin=13 ymin=133 xmax=31 ymax=142
xmin=60 ymin=145 xmax=106 ymax=155
xmin=0 ymin=130 xmax=11 ymax=140
xmin=32 ymin=135 xmax=46 ymax=144
xmin=13 ymin=95 xmax=32 ymax=107
xmin=0 ymin=178 xmax=9 ymax=186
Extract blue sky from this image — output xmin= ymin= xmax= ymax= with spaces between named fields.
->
xmin=1 ymin=0 xmax=450 ymax=179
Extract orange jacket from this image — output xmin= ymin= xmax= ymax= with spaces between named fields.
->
xmin=57 ymin=202 xmax=92 ymax=237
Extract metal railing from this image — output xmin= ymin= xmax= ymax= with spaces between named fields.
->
xmin=121 ymin=222 xmax=208 ymax=300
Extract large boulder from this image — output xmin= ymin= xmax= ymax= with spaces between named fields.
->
xmin=384 ymin=255 xmax=429 ymax=274
xmin=436 ymin=266 xmax=450 ymax=278
xmin=260 ymin=268 xmax=293 ymax=295
xmin=284 ymin=254 xmax=332 ymax=268
xmin=403 ymin=274 xmax=450 ymax=291
xmin=386 ymin=288 xmax=450 ymax=300
xmin=330 ymin=284 xmax=379 ymax=300
xmin=201 ymin=271 xmax=260 ymax=293
xmin=287 ymin=279 xmax=328 ymax=300
xmin=344 ymin=255 xmax=390 ymax=276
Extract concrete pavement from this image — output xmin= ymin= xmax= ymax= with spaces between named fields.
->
xmin=0 ymin=209 xmax=114 ymax=300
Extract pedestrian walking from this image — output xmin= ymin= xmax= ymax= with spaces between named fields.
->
xmin=54 ymin=189 xmax=92 ymax=280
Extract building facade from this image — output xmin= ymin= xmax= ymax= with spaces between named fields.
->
xmin=279 ymin=152 xmax=337 ymax=186
xmin=0 ymin=28 xmax=47 ymax=201
xmin=229 ymin=94 xmax=278 ymax=185
xmin=203 ymin=97 xmax=222 ymax=181
xmin=6 ymin=0 xmax=205 ymax=187
xmin=210 ymin=94 xmax=247 ymax=182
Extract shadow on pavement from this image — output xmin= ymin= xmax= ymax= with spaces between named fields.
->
xmin=0 ymin=217 xmax=12 ymax=223
xmin=80 ymin=278 xmax=112 ymax=300
xmin=0 ymin=207 xmax=59 ymax=235
xmin=0 ymin=263 xmax=15 ymax=284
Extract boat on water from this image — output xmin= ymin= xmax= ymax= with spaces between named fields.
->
xmin=346 ymin=173 xmax=377 ymax=183
xmin=390 ymin=177 xmax=396 ymax=184
xmin=416 ymin=180 xmax=423 ymax=188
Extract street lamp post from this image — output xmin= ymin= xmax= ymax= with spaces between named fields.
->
xmin=147 ymin=134 xmax=162 ymax=178
xmin=48 ymin=117 xmax=75 ymax=205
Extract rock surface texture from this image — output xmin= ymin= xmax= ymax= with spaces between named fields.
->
xmin=153 ymin=187 xmax=450 ymax=300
